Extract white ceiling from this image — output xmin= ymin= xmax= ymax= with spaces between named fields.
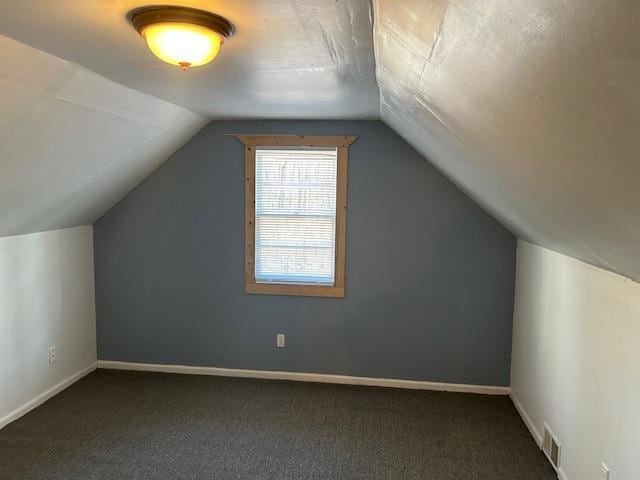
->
xmin=0 ymin=0 xmax=379 ymax=119
xmin=1 ymin=0 xmax=639 ymax=282
xmin=0 ymin=34 xmax=207 ymax=237
xmin=374 ymin=0 xmax=640 ymax=282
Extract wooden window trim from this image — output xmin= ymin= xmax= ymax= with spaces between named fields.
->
xmin=235 ymin=135 xmax=356 ymax=298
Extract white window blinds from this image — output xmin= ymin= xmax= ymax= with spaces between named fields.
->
xmin=254 ymin=147 xmax=338 ymax=285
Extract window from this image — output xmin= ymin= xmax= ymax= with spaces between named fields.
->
xmin=254 ymin=147 xmax=337 ymax=285
xmin=236 ymin=135 xmax=356 ymax=298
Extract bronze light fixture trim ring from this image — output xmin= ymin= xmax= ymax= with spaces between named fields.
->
xmin=128 ymin=5 xmax=235 ymax=42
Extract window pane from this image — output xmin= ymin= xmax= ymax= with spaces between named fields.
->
xmin=255 ymin=148 xmax=337 ymax=285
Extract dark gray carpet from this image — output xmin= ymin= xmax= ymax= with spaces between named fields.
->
xmin=0 ymin=370 xmax=555 ymax=479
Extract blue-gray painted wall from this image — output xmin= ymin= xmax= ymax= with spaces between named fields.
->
xmin=94 ymin=120 xmax=516 ymax=386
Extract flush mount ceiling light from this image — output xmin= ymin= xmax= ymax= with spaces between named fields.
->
xmin=129 ymin=5 xmax=234 ymax=70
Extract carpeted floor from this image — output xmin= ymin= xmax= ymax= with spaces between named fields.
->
xmin=0 ymin=370 xmax=556 ymax=479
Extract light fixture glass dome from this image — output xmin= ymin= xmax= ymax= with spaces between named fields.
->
xmin=142 ymin=22 xmax=222 ymax=69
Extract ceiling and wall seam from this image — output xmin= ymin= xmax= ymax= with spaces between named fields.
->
xmin=367 ymin=0 xmax=382 ymax=118
xmin=67 ymin=112 xmax=207 ymax=196
xmin=54 ymin=92 xmax=198 ymax=131
xmin=378 ymin=118 xmax=517 ymax=237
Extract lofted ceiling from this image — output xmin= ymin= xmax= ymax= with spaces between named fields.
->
xmin=1 ymin=1 xmax=639 ymax=282
xmin=373 ymin=0 xmax=640 ymax=282
xmin=0 ymin=0 xmax=379 ymax=119
xmin=0 ymin=34 xmax=207 ymax=237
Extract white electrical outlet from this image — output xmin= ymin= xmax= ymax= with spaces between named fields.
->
xmin=276 ymin=334 xmax=285 ymax=348
xmin=48 ymin=346 xmax=57 ymax=365
xmin=601 ymin=463 xmax=610 ymax=480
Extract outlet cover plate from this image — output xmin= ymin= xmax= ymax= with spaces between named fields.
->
xmin=48 ymin=346 xmax=57 ymax=365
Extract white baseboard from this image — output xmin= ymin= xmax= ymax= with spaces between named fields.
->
xmin=510 ymin=392 xmax=570 ymax=480
xmin=97 ymin=360 xmax=510 ymax=395
xmin=510 ymin=392 xmax=543 ymax=447
xmin=0 ymin=362 xmax=97 ymax=430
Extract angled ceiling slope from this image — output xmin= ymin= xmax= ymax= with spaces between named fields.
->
xmin=0 ymin=0 xmax=379 ymax=119
xmin=0 ymin=34 xmax=207 ymax=237
xmin=374 ymin=0 xmax=640 ymax=282
xmin=2 ymin=0 xmax=639 ymax=283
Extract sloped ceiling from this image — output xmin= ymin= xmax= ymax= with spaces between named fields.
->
xmin=0 ymin=0 xmax=379 ymax=119
xmin=1 ymin=1 xmax=639 ymax=283
xmin=0 ymin=34 xmax=207 ymax=237
xmin=374 ymin=0 xmax=640 ymax=282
